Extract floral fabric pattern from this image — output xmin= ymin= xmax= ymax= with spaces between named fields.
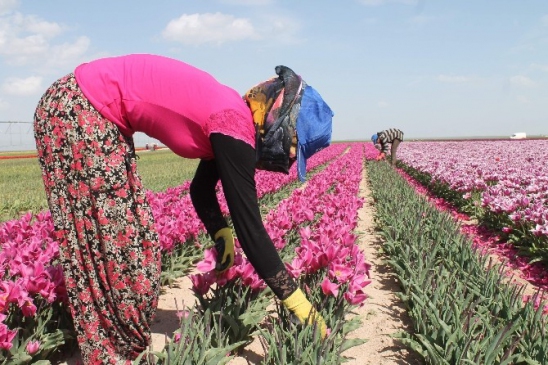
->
xmin=33 ymin=74 xmax=161 ymax=364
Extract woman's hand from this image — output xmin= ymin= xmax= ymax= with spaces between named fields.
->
xmin=376 ymin=152 xmax=386 ymax=161
xmin=214 ymin=228 xmax=235 ymax=273
xmin=282 ymin=288 xmax=327 ymax=339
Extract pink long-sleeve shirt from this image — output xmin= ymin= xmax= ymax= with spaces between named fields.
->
xmin=74 ymin=54 xmax=255 ymax=160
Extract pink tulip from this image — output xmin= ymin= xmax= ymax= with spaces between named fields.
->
xmin=239 ymin=262 xmax=265 ymax=291
xmin=344 ymin=289 xmax=367 ymax=305
xmin=0 ymin=322 xmax=17 ymax=351
xmin=286 ymin=259 xmax=304 ymax=278
xmin=329 ymin=263 xmax=353 ymax=283
xmin=196 ymin=248 xmax=216 ymax=273
xmin=189 ymin=273 xmax=212 ymax=296
xmin=349 ymin=274 xmax=372 ymax=291
xmin=299 ymin=226 xmax=312 ymax=240
xmin=176 ymin=309 xmax=190 ymax=321
xmin=0 ymin=282 xmax=9 ymax=312
xmin=321 ymin=277 xmax=339 ymax=297
xmin=48 ymin=265 xmax=68 ymax=303
xmin=323 ymin=245 xmax=339 ymax=263
xmin=21 ymin=299 xmax=37 ymax=317
xmin=26 ymin=340 xmax=40 ymax=355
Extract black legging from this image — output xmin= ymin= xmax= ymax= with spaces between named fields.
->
xmin=190 ymin=133 xmax=297 ymax=299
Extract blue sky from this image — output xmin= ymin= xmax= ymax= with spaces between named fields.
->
xmin=1 ymin=0 xmax=547 ymax=150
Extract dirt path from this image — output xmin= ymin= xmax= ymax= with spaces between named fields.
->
xmin=54 ymin=165 xmax=423 ymax=364
xmin=341 ymin=166 xmax=423 ymax=365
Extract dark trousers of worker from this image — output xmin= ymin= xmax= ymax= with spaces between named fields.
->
xmin=190 ymin=133 xmax=297 ymax=300
xmin=390 ymin=138 xmax=402 ymax=165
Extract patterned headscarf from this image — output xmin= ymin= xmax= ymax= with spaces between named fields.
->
xmin=244 ymin=66 xmax=305 ymax=173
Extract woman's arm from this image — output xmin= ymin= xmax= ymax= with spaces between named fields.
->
xmin=190 ymin=159 xmax=228 ymax=238
xmin=209 ymin=133 xmax=297 ymax=297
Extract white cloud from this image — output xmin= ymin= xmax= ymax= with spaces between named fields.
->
xmin=2 ymin=76 xmax=42 ymax=95
xmin=44 ymin=36 xmax=91 ymax=68
xmin=378 ymin=101 xmax=389 ymax=108
xmin=509 ymin=75 xmax=535 ymax=87
xmin=0 ymin=10 xmax=80 ymax=66
xmin=3 ymin=34 xmax=50 ymax=61
xmin=162 ymin=13 xmax=259 ymax=45
xmin=0 ymin=0 xmax=18 ymax=15
xmin=0 ymin=7 xmax=90 ymax=71
xmin=437 ymin=74 xmax=471 ymax=83
xmin=0 ymin=97 xmax=8 ymax=110
xmin=531 ymin=63 xmax=548 ymax=72
xmin=11 ymin=13 xmax=63 ymax=38
xmin=517 ymin=95 xmax=530 ymax=104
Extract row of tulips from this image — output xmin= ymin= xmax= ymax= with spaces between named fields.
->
xmin=388 ymin=140 xmax=548 ymax=307
xmin=397 ymin=167 xmax=548 ymax=301
xmin=151 ymin=143 xmax=349 ymax=287
xmin=147 ymin=143 xmax=348 ymax=254
xmin=151 ymin=143 xmax=347 ymax=248
xmin=145 ymin=142 xmax=371 ymax=363
xmin=190 ymin=142 xmax=369 ymax=304
xmin=397 ymin=140 xmax=548 ymax=264
xmin=0 ymin=143 xmax=351 ymax=362
xmin=367 ymin=150 xmax=548 ymax=364
xmin=257 ymin=143 xmax=370 ymax=363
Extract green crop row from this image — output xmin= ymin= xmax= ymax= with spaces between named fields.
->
xmin=367 ymin=161 xmax=548 ymax=364
xmin=137 ymin=151 xmax=366 ymax=364
xmin=398 ymin=163 xmax=548 ymax=265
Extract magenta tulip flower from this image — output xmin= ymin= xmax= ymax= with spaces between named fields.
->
xmin=189 ymin=273 xmax=213 ymax=296
xmin=26 ymin=340 xmax=40 ymax=355
xmin=286 ymin=259 xmax=304 ymax=278
xmin=329 ymin=263 xmax=353 ymax=283
xmin=0 ymin=281 xmax=9 ymax=312
xmin=196 ymin=248 xmax=216 ymax=273
xmin=176 ymin=309 xmax=190 ymax=321
xmin=344 ymin=289 xmax=367 ymax=305
xmin=238 ymin=262 xmax=265 ymax=291
xmin=20 ymin=299 xmax=37 ymax=317
xmin=0 ymin=321 xmax=17 ymax=351
xmin=321 ymin=277 xmax=340 ymax=297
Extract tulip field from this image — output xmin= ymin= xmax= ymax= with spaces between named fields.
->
xmin=1 ymin=139 xmax=548 ymax=364
xmin=398 ymin=140 xmax=548 ymax=283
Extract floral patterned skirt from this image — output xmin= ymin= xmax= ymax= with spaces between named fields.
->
xmin=34 ymin=74 xmax=161 ymax=364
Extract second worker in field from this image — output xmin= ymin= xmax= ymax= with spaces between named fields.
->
xmin=371 ymin=128 xmax=404 ymax=165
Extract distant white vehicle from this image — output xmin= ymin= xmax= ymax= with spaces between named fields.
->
xmin=510 ymin=132 xmax=526 ymax=139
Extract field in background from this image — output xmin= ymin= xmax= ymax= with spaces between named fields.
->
xmin=3 ymin=136 xmax=547 ymax=222
xmin=0 ymin=149 xmax=198 ymax=222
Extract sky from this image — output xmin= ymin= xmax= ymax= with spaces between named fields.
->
xmin=1 ymin=0 xmax=547 ymax=151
